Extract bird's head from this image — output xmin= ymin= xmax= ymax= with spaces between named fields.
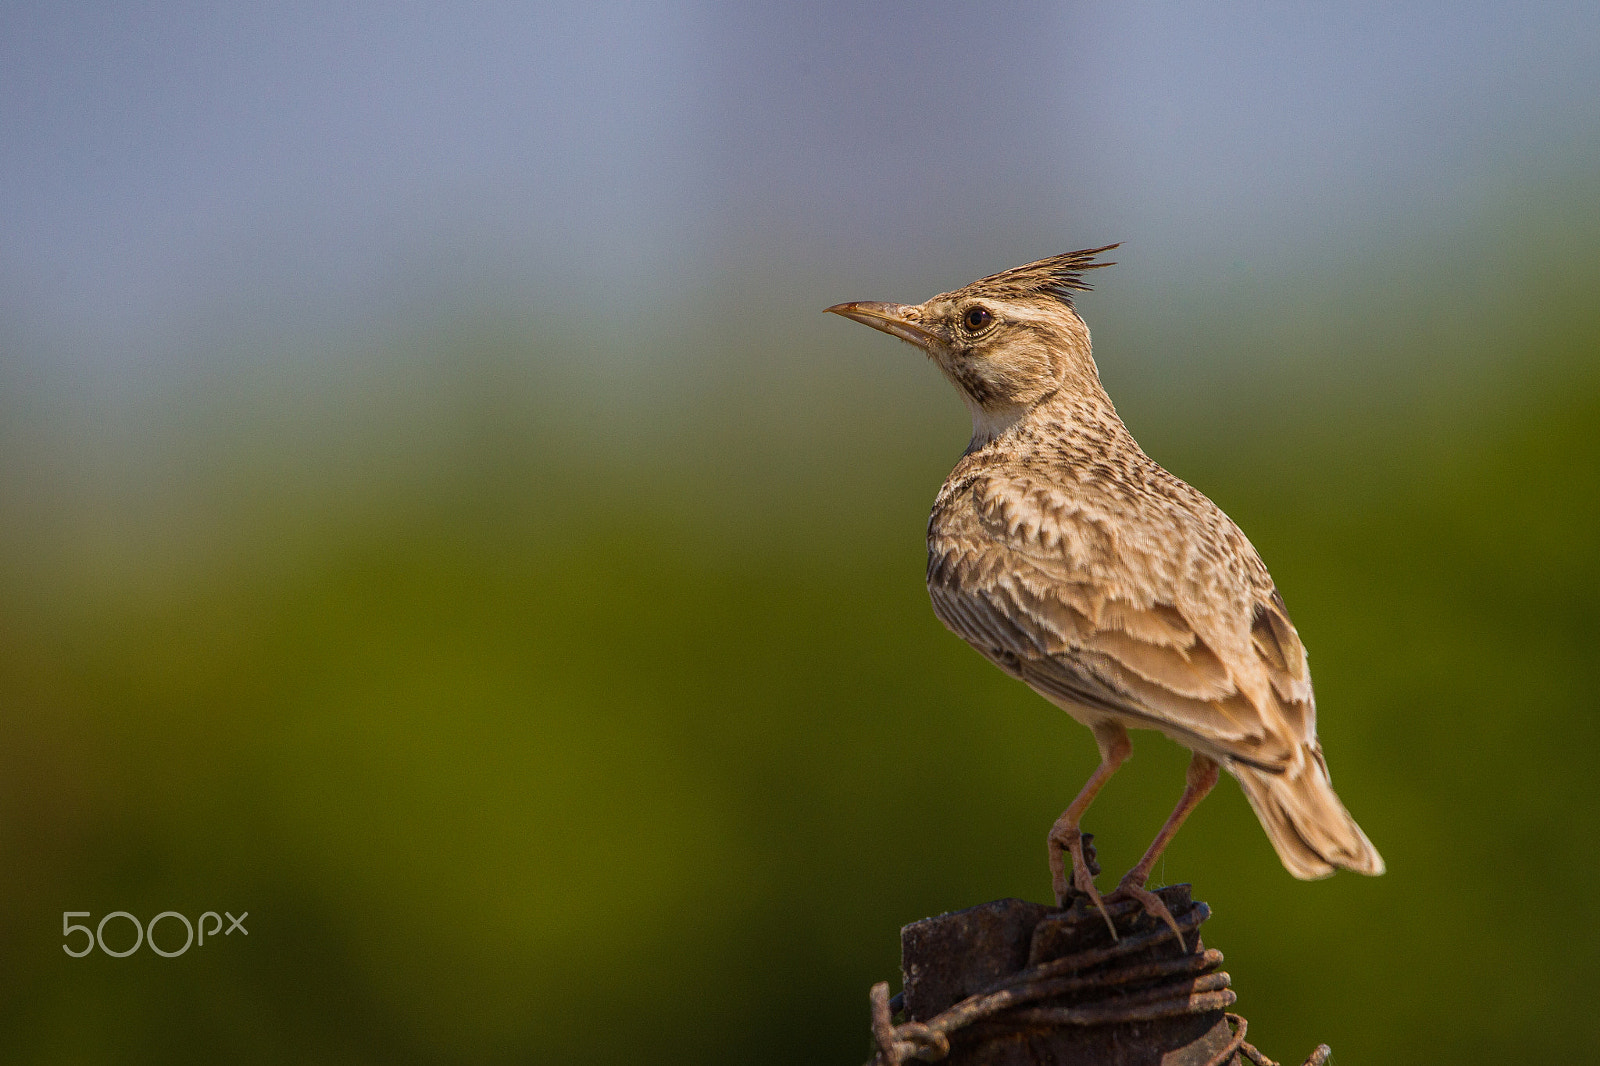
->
xmin=826 ymin=245 xmax=1118 ymax=445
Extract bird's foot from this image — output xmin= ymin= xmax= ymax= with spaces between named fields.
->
xmin=1106 ymin=873 xmax=1187 ymax=951
xmin=1048 ymin=827 xmax=1117 ymax=940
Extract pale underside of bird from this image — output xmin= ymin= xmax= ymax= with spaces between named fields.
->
xmin=826 ymin=247 xmax=1382 ymax=940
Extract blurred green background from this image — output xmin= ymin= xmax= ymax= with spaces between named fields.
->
xmin=4 ymin=4 xmax=1600 ymax=1063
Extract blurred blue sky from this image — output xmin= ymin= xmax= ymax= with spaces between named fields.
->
xmin=3 ymin=2 xmax=1598 ymax=379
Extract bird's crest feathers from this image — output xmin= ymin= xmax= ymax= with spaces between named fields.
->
xmin=965 ymin=245 xmax=1120 ymax=308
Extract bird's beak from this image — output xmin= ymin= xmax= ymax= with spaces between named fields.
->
xmin=824 ymin=301 xmax=939 ymax=350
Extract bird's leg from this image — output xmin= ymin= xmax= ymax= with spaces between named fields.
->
xmin=1048 ymin=722 xmax=1131 ymax=938
xmin=1107 ymin=751 xmax=1220 ymax=949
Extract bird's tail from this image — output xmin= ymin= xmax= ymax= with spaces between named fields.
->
xmin=1231 ymin=747 xmax=1385 ymax=880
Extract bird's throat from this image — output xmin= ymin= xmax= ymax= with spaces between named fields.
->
xmin=965 ymin=398 xmax=1027 ymax=452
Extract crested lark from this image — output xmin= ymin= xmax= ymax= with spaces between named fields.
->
xmin=826 ymin=247 xmax=1383 ymax=938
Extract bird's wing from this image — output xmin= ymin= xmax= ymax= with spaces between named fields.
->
xmin=928 ymin=474 xmax=1315 ymax=772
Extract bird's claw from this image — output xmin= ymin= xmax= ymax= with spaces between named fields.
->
xmin=1106 ymin=875 xmax=1188 ymax=951
xmin=1050 ymin=828 xmax=1119 ymax=940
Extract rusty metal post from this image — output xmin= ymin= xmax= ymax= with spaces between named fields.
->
xmin=890 ymin=886 xmax=1233 ymax=1066
xmin=864 ymin=880 xmax=1333 ymax=1066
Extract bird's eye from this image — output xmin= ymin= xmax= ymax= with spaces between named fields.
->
xmin=963 ymin=306 xmax=993 ymax=331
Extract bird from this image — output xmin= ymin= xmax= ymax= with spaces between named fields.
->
xmin=825 ymin=246 xmax=1383 ymax=940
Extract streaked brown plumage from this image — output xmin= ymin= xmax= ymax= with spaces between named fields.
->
xmin=826 ymin=247 xmax=1382 ymax=937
